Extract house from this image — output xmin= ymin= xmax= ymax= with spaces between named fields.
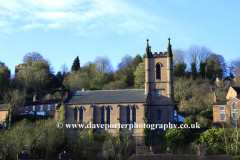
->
xmin=58 ymin=38 xmax=177 ymax=143
xmin=0 ymin=101 xmax=8 ymax=127
xmin=212 ymin=86 xmax=240 ymax=125
xmin=215 ymin=76 xmax=234 ymax=87
xmin=17 ymin=93 xmax=65 ymax=116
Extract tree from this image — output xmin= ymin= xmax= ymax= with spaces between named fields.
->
xmin=191 ymin=62 xmax=197 ymax=80
xmin=198 ymin=62 xmax=207 ymax=79
xmin=3 ymin=88 xmax=25 ymax=129
xmin=173 ymin=62 xmax=186 ymax=77
xmin=117 ymin=55 xmax=134 ymax=86
xmin=132 ymin=54 xmax=143 ymax=71
xmin=23 ymin=52 xmax=44 ymax=65
xmin=173 ymin=49 xmax=185 ymax=66
xmin=0 ymin=63 xmax=10 ymax=99
xmin=206 ymin=53 xmax=226 ymax=78
xmin=71 ymin=56 xmax=80 ymax=72
xmin=134 ymin=59 xmax=145 ymax=89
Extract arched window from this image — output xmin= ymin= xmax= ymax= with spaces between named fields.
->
xmin=156 ymin=63 xmax=160 ymax=79
xmin=132 ymin=106 xmax=136 ymax=124
xmin=80 ymin=107 xmax=83 ymax=123
xmin=127 ymin=106 xmax=130 ymax=124
xmin=101 ymin=107 xmax=105 ymax=124
xmin=233 ymin=102 xmax=237 ymax=110
xmin=157 ymin=110 xmax=161 ymax=120
xmin=107 ymin=107 xmax=110 ymax=125
xmin=74 ymin=107 xmax=77 ymax=121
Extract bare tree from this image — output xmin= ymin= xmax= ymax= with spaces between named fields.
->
xmin=3 ymin=87 xmax=25 ymax=129
xmin=173 ymin=49 xmax=185 ymax=66
xmin=23 ymin=52 xmax=44 ymax=64
xmin=94 ymin=56 xmax=113 ymax=74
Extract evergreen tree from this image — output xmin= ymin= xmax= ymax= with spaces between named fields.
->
xmin=198 ymin=62 xmax=207 ymax=79
xmin=173 ymin=62 xmax=186 ymax=77
xmin=191 ymin=62 xmax=197 ymax=80
xmin=71 ymin=56 xmax=80 ymax=72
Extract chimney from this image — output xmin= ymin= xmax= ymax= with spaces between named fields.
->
xmin=82 ymin=88 xmax=85 ymax=91
xmin=17 ymin=151 xmax=29 ymax=160
xmin=65 ymin=92 xmax=68 ymax=98
xmin=59 ymin=151 xmax=71 ymax=160
xmin=49 ymin=93 xmax=53 ymax=100
xmin=214 ymin=92 xmax=217 ymax=102
xmin=33 ymin=93 xmax=37 ymax=101
xmin=166 ymin=146 xmax=173 ymax=155
xmin=198 ymin=145 xmax=205 ymax=156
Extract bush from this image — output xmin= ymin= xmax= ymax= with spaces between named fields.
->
xmin=183 ymin=115 xmax=196 ymax=125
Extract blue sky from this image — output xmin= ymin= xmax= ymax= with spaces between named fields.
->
xmin=0 ymin=0 xmax=240 ymax=77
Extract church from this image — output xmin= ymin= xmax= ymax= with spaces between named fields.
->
xmin=62 ymin=38 xmax=176 ymax=139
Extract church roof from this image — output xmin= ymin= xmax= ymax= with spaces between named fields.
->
xmin=64 ymin=89 xmax=147 ymax=104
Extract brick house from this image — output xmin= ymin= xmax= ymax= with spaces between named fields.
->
xmin=213 ymin=86 xmax=240 ymax=125
xmin=58 ymin=38 xmax=177 ymax=142
xmin=17 ymin=94 xmax=64 ymax=116
xmin=0 ymin=101 xmax=8 ymax=127
xmin=215 ymin=76 xmax=234 ymax=87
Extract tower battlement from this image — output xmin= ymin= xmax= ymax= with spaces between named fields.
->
xmin=148 ymin=51 xmax=168 ymax=58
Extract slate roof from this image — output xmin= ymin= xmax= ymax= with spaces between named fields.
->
xmin=232 ymin=86 xmax=240 ymax=94
xmin=212 ymin=99 xmax=229 ymax=105
xmin=64 ymin=89 xmax=147 ymax=104
xmin=24 ymin=98 xmax=63 ymax=106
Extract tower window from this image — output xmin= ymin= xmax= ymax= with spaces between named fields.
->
xmin=101 ymin=107 xmax=105 ymax=124
xmin=157 ymin=110 xmax=161 ymax=120
xmin=107 ymin=107 xmax=110 ymax=125
xmin=156 ymin=63 xmax=160 ymax=79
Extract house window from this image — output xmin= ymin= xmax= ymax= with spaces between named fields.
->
xmin=54 ymin=104 xmax=57 ymax=110
xmin=156 ymin=63 xmax=160 ymax=79
xmin=80 ymin=107 xmax=83 ymax=123
xmin=107 ymin=107 xmax=110 ymax=125
xmin=47 ymin=104 xmax=51 ymax=110
xmin=40 ymin=105 xmax=43 ymax=111
xmin=157 ymin=110 xmax=161 ymax=120
xmin=174 ymin=110 xmax=177 ymax=116
xmin=220 ymin=107 xmax=225 ymax=111
xmin=32 ymin=106 xmax=35 ymax=111
xmin=101 ymin=107 xmax=105 ymax=124
xmin=220 ymin=113 xmax=225 ymax=121
xmin=233 ymin=102 xmax=237 ymax=110
xmin=233 ymin=113 xmax=238 ymax=120
xmin=25 ymin=107 xmax=28 ymax=112
xmin=127 ymin=106 xmax=130 ymax=124
xmin=132 ymin=106 xmax=136 ymax=124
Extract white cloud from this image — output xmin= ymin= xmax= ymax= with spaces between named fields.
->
xmin=0 ymin=0 xmax=191 ymax=44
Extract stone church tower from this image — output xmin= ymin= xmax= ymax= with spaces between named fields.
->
xmin=145 ymin=38 xmax=174 ymax=133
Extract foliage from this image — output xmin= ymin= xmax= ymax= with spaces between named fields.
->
xmin=59 ymin=104 xmax=65 ymax=121
xmin=165 ymin=128 xmax=196 ymax=153
xmin=134 ymin=58 xmax=145 ymax=89
xmin=183 ymin=115 xmax=196 ymax=125
xmin=173 ymin=62 xmax=186 ymax=77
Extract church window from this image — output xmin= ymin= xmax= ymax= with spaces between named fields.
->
xmin=80 ymin=107 xmax=83 ymax=123
xmin=127 ymin=106 xmax=130 ymax=124
xmin=101 ymin=107 xmax=105 ymax=124
xmin=74 ymin=107 xmax=77 ymax=121
xmin=107 ymin=107 xmax=110 ymax=125
xmin=157 ymin=110 xmax=161 ymax=120
xmin=156 ymin=63 xmax=160 ymax=79
xmin=132 ymin=106 xmax=136 ymax=124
